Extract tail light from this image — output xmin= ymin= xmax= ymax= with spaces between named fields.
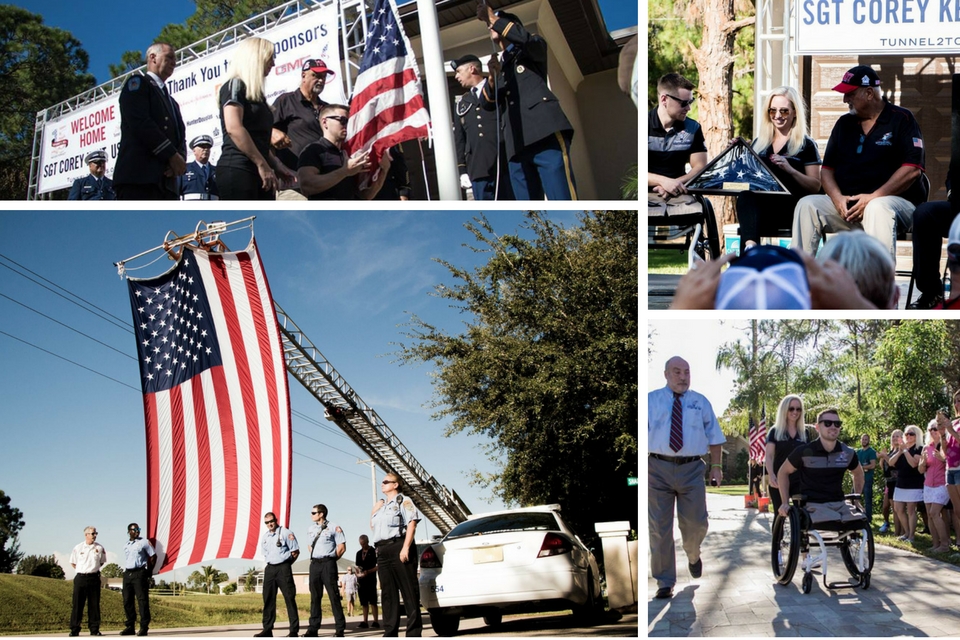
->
xmin=537 ymin=533 xmax=572 ymax=558
xmin=420 ymin=545 xmax=442 ymax=568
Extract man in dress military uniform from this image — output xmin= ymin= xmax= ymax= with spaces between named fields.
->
xmin=272 ymin=58 xmax=335 ymax=200
xmin=121 ymin=523 xmax=156 ymax=637
xmin=451 ymin=54 xmax=513 ymax=201
xmin=477 ymin=6 xmax=576 ymax=200
xmin=303 ymin=504 xmax=346 ymax=637
xmin=370 ymin=473 xmax=422 ymax=637
xmin=178 ymin=135 xmax=219 ymax=200
xmin=256 ymin=512 xmax=300 ymax=638
xmin=69 ymin=526 xmax=107 ymax=636
xmin=68 ymin=150 xmax=115 ymax=200
xmin=114 ymin=42 xmax=187 ymax=200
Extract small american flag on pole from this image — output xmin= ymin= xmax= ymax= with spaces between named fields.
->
xmin=750 ymin=405 xmax=767 ymax=463
xmin=127 ymin=238 xmax=291 ymax=573
xmin=345 ymin=0 xmax=431 ymax=167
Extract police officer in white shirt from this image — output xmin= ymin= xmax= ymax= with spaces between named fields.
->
xmin=69 ymin=526 xmax=107 ymax=636
xmin=256 ymin=512 xmax=300 ymax=638
xmin=303 ymin=504 xmax=346 ymax=637
xmin=121 ymin=523 xmax=156 ymax=636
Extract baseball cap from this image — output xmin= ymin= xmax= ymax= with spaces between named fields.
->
xmin=189 ymin=134 xmax=213 ymax=149
xmin=715 ymin=245 xmax=811 ymax=309
xmin=84 ymin=150 xmax=106 ymax=164
xmin=833 ymin=65 xmax=881 ymax=94
xmin=302 ymin=59 xmax=335 ymax=77
xmin=450 ymin=54 xmax=482 ymax=72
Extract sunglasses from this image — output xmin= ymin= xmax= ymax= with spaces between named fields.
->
xmin=930 ymin=427 xmax=939 ymax=432
xmin=264 ymin=519 xmax=277 ymax=525
xmin=381 ymin=480 xmax=396 ymax=485
xmin=665 ymin=94 xmax=695 ymax=108
xmin=905 ymin=433 xmax=917 ymax=437
xmin=820 ymin=420 xmax=842 ymax=428
xmin=767 ymin=108 xmax=792 ymax=117
xmin=129 ymin=528 xmax=140 ymax=532
xmin=311 ymin=511 xmax=320 ymax=515
xmin=325 ymin=115 xmax=348 ymax=125
xmin=788 ymin=407 xmax=802 ymax=412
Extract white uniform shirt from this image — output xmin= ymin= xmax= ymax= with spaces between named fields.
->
xmin=70 ymin=541 xmax=107 ymax=574
xmin=648 ymin=385 xmax=725 ymax=457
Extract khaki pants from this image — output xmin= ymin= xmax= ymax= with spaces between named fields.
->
xmin=648 ymin=456 xmax=709 ymax=589
xmin=791 ymin=194 xmax=915 ymax=261
xmin=277 ymin=189 xmax=307 ymax=201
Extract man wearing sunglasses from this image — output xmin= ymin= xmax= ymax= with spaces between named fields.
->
xmin=297 ymin=104 xmax=391 ymax=200
xmin=776 ymin=408 xmax=864 ymax=524
xmin=256 ymin=513 xmax=300 ymax=638
xmin=648 ymin=73 xmax=706 ymax=201
xmin=793 ymin=65 xmax=925 ymax=263
xmin=68 ymin=150 xmax=116 ymax=200
xmin=303 ymin=505 xmax=346 ymax=637
xmin=121 ymin=523 xmax=156 ymax=636
xmin=69 ymin=526 xmax=107 ymax=636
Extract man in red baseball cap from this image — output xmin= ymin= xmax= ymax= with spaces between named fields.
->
xmin=271 ymin=58 xmax=337 ymax=200
xmin=792 ymin=64 xmax=926 ymax=263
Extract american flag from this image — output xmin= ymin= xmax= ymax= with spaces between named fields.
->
xmin=345 ymin=0 xmax=430 ymax=167
xmin=127 ymin=239 xmax=291 ymax=573
xmin=750 ymin=405 xmax=767 ymax=463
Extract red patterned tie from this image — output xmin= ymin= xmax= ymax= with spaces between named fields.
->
xmin=670 ymin=393 xmax=684 ymax=452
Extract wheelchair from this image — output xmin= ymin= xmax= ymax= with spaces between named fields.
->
xmin=771 ymin=494 xmax=875 ymax=594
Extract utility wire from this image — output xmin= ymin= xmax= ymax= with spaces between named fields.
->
xmin=293 ymin=451 xmax=369 ymax=480
xmin=292 ymin=408 xmax=352 ymax=440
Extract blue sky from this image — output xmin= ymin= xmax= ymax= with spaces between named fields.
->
xmin=13 ymin=0 xmax=640 ymax=86
xmin=0 ymin=209 xmax=586 ymax=580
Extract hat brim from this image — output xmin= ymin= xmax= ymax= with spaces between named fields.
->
xmin=307 ymin=67 xmax=335 ymax=77
xmin=832 ymin=82 xmax=862 ymax=94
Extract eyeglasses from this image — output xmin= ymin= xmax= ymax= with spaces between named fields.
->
xmin=820 ymin=420 xmax=842 ymax=428
xmin=930 ymin=427 xmax=939 ymax=432
xmin=264 ymin=519 xmax=277 ymax=525
xmin=788 ymin=407 xmax=802 ymax=412
xmin=381 ymin=480 xmax=396 ymax=485
xmin=948 ymin=244 xmax=960 ymax=262
xmin=87 ymin=532 xmax=98 ymax=536
xmin=767 ymin=108 xmax=792 ymax=117
xmin=857 ymin=133 xmax=865 ymax=154
xmin=325 ymin=115 xmax=348 ymax=125
xmin=311 ymin=511 xmax=319 ymax=515
xmin=665 ymin=94 xmax=695 ymax=108
xmin=129 ymin=528 xmax=140 ymax=532
xmin=905 ymin=433 xmax=917 ymax=437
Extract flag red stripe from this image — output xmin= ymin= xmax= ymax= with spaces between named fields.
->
xmin=189 ymin=375 xmax=213 ymax=566
xmin=211 ymin=364 xmax=238 ymax=559
xmin=209 ymin=254 xmax=262 ymax=559
xmin=348 ymin=94 xmax=427 ymax=154
xmin=350 ymin=67 xmax=419 ymax=115
xmin=164 ymin=385 xmax=187 ymax=569
xmin=144 ymin=393 xmax=160 ymax=545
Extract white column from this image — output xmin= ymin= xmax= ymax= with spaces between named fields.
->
xmin=595 ymin=520 xmax=637 ymax=609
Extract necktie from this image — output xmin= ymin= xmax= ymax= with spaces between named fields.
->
xmin=669 ymin=393 xmax=684 ymax=452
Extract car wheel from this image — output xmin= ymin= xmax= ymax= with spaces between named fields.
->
xmin=482 ymin=612 xmax=502 ymax=628
xmin=428 ymin=609 xmax=460 ymax=637
xmin=571 ymin=568 xmax=600 ymax=625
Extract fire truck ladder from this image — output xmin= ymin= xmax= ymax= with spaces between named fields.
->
xmin=274 ymin=301 xmax=471 ymax=535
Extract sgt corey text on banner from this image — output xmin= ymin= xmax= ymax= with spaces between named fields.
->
xmin=796 ymin=0 xmax=960 ymax=54
xmin=126 ymin=239 xmax=291 ymax=573
xmin=38 ymin=4 xmax=341 ymax=195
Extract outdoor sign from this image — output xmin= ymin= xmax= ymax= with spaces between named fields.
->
xmin=627 ymin=477 xmax=639 ymax=487
xmin=38 ymin=4 xmax=343 ymax=195
xmin=795 ymin=0 xmax=960 ymax=55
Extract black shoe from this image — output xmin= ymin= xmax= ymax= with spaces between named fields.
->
xmin=357 ymin=622 xmax=368 ymax=629
xmin=689 ymin=558 xmax=703 ymax=579
xmin=120 ymin=630 xmax=135 ymax=637
xmin=254 ymin=632 xmax=273 ymax=638
xmin=655 ymin=586 xmax=674 ymax=599
xmin=301 ymin=633 xmax=318 ymax=638
xmin=371 ymin=622 xmax=379 ymax=629
xmin=69 ymin=633 xmax=79 ymax=637
xmin=285 ymin=634 xmax=299 ymax=638
xmin=91 ymin=633 xmax=103 ymax=637
xmin=907 ymin=292 xmax=943 ymax=309
xmin=137 ymin=632 xmax=148 ymax=637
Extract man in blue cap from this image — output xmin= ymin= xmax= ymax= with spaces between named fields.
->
xmin=179 ymin=135 xmax=219 ymax=200
xmin=450 ymin=53 xmax=513 ymax=201
xmin=68 ymin=150 xmax=115 ymax=200
xmin=477 ymin=4 xmax=577 ymax=200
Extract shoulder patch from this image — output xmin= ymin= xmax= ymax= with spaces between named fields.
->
xmin=288 ymin=533 xmax=296 ymax=541
xmin=335 ymin=526 xmax=343 ymax=534
xmin=128 ymin=76 xmax=141 ymax=91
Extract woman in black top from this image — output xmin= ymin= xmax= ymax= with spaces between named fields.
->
xmin=765 ymin=394 xmax=809 ymax=514
xmin=217 ymin=37 xmax=296 ymax=200
xmin=736 ymin=86 xmax=822 ymax=248
xmin=889 ymin=424 xmax=924 ymax=544
xmin=878 ymin=429 xmax=903 ymax=535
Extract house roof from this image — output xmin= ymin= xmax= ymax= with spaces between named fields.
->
xmin=398 ymin=0 xmax=631 ymax=75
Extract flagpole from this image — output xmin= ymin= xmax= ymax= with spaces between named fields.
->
xmin=415 ymin=0 xmax=461 ymax=200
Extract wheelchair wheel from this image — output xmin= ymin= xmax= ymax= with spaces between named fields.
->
xmin=840 ymin=525 xmax=875 ymax=582
xmin=801 ymin=571 xmax=813 ymax=594
xmin=771 ymin=509 xmax=800 ymax=585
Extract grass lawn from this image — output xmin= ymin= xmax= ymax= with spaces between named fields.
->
xmin=648 ymin=248 xmax=688 ymax=274
xmin=706 ymin=484 xmax=751 ymax=497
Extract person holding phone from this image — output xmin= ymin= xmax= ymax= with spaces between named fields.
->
xmin=938 ymin=392 xmax=960 ymax=547
xmin=648 ymin=356 xmax=725 ymax=600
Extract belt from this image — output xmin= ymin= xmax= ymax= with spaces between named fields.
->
xmin=650 ymin=453 xmax=703 ymax=465
xmin=76 ymin=571 xmax=101 ymax=575
xmin=311 ymin=556 xmax=337 ymax=563
xmin=124 ymin=567 xmax=147 ymax=571
xmin=182 ymin=193 xmax=219 ymax=200
xmin=375 ymin=537 xmax=401 ymax=547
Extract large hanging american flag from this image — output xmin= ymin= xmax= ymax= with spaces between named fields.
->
xmin=750 ymin=405 xmax=767 ymax=463
xmin=345 ymin=0 xmax=430 ymax=167
xmin=126 ymin=238 xmax=291 ymax=573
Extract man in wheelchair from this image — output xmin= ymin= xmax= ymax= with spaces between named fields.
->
xmin=772 ymin=408 xmax=874 ymax=592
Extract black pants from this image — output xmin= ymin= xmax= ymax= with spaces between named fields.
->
xmin=736 ymin=191 xmax=802 ymax=246
xmin=307 ymin=558 xmax=345 ymax=634
xmin=217 ymin=165 xmax=275 ymax=200
xmin=115 ymin=183 xmax=178 ymax=200
xmin=70 ymin=572 xmax=101 ymax=634
xmin=262 ymin=561 xmax=299 ymax=634
xmin=377 ymin=540 xmax=421 ymax=637
xmin=911 ymin=200 xmax=956 ymax=295
xmin=122 ymin=568 xmax=151 ymax=631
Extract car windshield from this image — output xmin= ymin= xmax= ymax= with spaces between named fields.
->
xmin=444 ymin=512 xmax=560 ymax=540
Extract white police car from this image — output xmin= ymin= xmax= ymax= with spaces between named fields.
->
xmin=418 ymin=504 xmax=603 ymax=636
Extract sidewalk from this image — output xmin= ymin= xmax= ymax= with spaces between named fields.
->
xmin=647 ymin=493 xmax=960 ymax=636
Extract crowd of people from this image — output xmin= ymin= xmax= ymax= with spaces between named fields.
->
xmin=65 ymin=473 xmax=421 ymax=637
xmin=69 ymin=7 xmax=581 ymax=202
xmin=649 ymin=65 xmax=959 ymax=310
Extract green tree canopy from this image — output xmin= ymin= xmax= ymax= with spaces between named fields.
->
xmin=188 ymin=564 xmax=229 ymax=594
xmin=16 ymin=553 xmax=64 ymax=579
xmin=101 ymin=563 xmax=124 ymax=579
xmin=396 ymin=211 xmax=638 ymax=546
xmin=0 ymin=5 xmax=95 ymax=199
xmin=0 ymin=490 xmax=25 ymax=573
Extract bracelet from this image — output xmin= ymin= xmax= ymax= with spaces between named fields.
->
xmin=711 ymin=464 xmax=722 ymax=468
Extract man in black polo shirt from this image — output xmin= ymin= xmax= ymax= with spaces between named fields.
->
xmin=793 ymin=65 xmax=925 ymax=261
xmin=648 ymin=73 xmax=708 ymax=216
xmin=776 ymin=408 xmax=864 ymax=523
xmin=271 ymin=58 xmax=335 ymax=200
xmin=297 ymin=104 xmax=391 ymax=200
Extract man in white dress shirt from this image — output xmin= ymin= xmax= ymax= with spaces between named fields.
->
xmin=69 ymin=526 xmax=107 ymax=636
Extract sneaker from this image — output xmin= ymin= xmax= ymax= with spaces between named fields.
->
xmin=688 ymin=558 xmax=703 ymax=579
xmin=907 ymin=292 xmax=943 ymax=309
xmin=878 ymin=523 xmax=889 ymax=534
xmin=655 ymin=586 xmax=674 ymax=599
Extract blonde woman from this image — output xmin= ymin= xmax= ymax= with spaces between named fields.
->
xmin=919 ymin=419 xmax=950 ymax=552
xmin=889 ymin=424 xmax=925 ymax=544
xmin=217 ymin=37 xmax=296 ymax=199
xmin=736 ymin=87 xmax=822 ymax=249
xmin=765 ymin=394 xmax=808 ymax=514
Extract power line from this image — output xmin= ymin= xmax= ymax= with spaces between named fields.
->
xmin=293 ymin=427 xmax=368 ymax=462
xmin=293 ymin=451 xmax=369 ymax=480
xmin=292 ymin=408 xmax=352 ymax=440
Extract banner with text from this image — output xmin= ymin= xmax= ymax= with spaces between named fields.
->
xmin=38 ymin=4 xmax=343 ymax=194
xmin=795 ymin=0 xmax=960 ymax=54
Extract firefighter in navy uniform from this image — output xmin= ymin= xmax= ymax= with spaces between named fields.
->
xmin=451 ymin=54 xmax=513 ymax=201
xmin=477 ymin=5 xmax=576 ymax=200
xmin=179 ymin=135 xmax=220 ymax=200
xmin=68 ymin=150 xmax=116 ymax=200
